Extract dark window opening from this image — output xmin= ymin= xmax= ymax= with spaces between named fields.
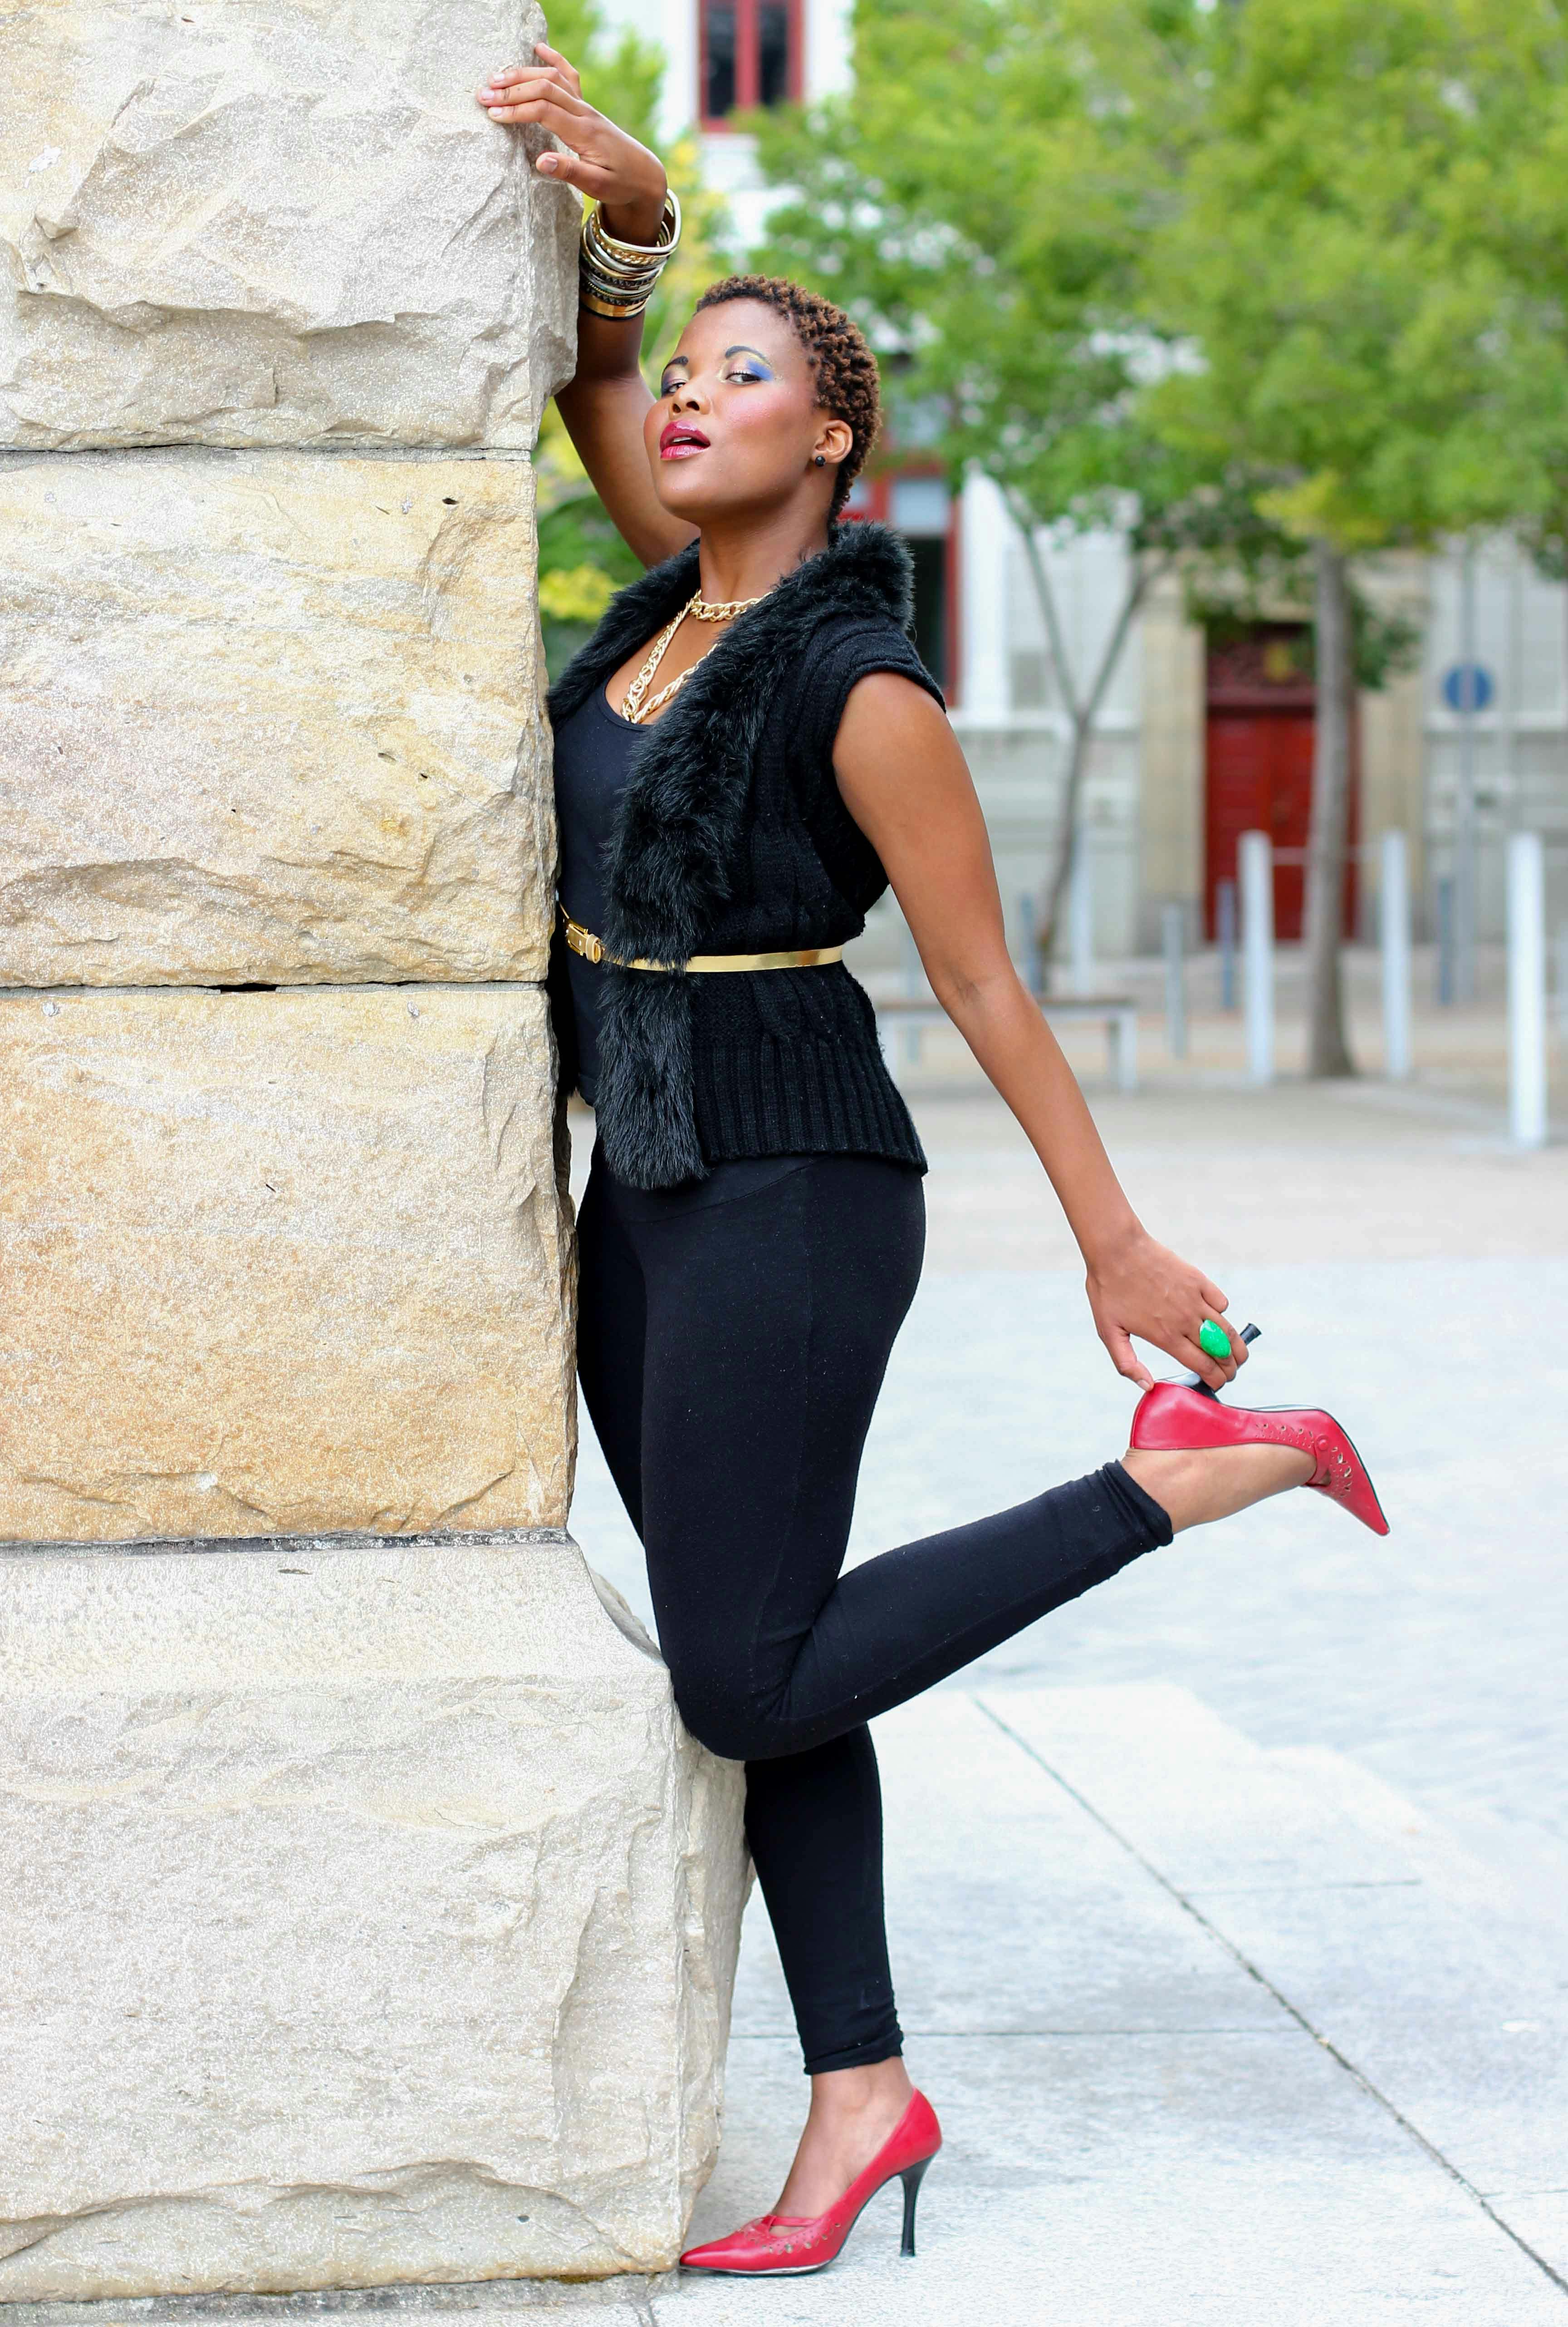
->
xmin=759 ymin=1 xmax=791 ymax=106
xmin=701 ymin=0 xmax=799 ymax=120
xmin=703 ymin=2 xmax=736 ymax=122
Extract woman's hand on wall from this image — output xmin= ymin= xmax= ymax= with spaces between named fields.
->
xmin=477 ymin=45 xmax=668 ymax=241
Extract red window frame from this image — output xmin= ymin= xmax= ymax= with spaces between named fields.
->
xmin=699 ymin=0 xmax=803 ymax=126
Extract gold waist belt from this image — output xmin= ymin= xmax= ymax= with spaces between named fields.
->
xmin=560 ymin=905 xmax=844 ymax=975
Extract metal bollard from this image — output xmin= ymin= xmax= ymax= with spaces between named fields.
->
xmin=1436 ymin=873 xmax=1455 ymax=1005
xmin=1069 ymin=841 xmax=1095 ymax=996
xmin=900 ymin=918 xmax=925 ymax=1075
xmin=1508 ymin=833 xmax=1548 ymax=1148
xmin=1380 ymin=831 xmax=1413 ymax=1082
xmin=1018 ymin=893 xmax=1045 ymax=999
xmin=1240 ymin=830 xmax=1274 ymax=1087
xmin=1217 ymin=879 xmax=1238 ymax=1011
xmin=1162 ymin=901 xmax=1188 ymax=1059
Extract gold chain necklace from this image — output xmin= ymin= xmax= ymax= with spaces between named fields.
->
xmin=620 ymin=587 xmax=769 ymax=726
xmin=691 ymin=588 xmax=767 ymax=622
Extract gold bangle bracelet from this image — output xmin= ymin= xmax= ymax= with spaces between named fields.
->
xmin=584 ymin=189 xmax=682 ymax=266
xmin=581 ymin=284 xmax=653 ymax=320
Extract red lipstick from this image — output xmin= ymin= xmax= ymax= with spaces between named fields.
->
xmin=660 ymin=420 xmax=710 ymax=459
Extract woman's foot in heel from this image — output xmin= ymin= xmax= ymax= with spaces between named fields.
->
xmin=1125 ymin=1379 xmax=1390 ymax=1536
xmin=679 ymin=2074 xmax=941 ymax=2276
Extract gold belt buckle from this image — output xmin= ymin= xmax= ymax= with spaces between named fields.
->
xmin=562 ymin=910 xmax=605 ymax=965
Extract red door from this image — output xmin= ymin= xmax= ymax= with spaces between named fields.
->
xmin=1204 ymin=627 xmax=1357 ymax=941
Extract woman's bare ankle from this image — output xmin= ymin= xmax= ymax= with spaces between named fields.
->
xmin=774 ymin=2057 xmax=913 ymax=2216
xmin=1123 ymin=1442 xmax=1314 ymax=1534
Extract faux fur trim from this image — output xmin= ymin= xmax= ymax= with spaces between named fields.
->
xmin=593 ymin=965 xmax=706 ymax=1187
xmin=546 ymin=523 xmax=916 ymax=1186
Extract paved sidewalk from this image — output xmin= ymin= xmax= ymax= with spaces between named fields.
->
xmin=563 ymin=1071 xmax=1567 ymax=2320
xmin=668 ymin=1683 xmax=1568 ymax=2325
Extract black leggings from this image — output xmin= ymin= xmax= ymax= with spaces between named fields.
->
xmin=576 ymin=1146 xmax=1171 ymax=2074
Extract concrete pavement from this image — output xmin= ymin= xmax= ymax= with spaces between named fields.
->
xmin=565 ymin=1062 xmax=1568 ymax=2321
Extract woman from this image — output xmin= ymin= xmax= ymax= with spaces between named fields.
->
xmin=476 ymin=52 xmax=1388 ymax=2279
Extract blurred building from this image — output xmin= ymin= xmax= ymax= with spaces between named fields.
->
xmin=601 ymin=0 xmax=1568 ymax=965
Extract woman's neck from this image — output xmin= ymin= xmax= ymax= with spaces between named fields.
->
xmin=695 ymin=509 xmax=833 ymax=607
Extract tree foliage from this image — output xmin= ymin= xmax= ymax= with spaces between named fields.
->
xmin=533 ymin=6 xmax=730 ymax=679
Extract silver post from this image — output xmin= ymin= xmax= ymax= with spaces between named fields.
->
xmin=1018 ymin=893 xmax=1045 ymax=998
xmin=1455 ymin=543 xmax=1479 ymax=1004
xmin=1162 ymin=901 xmax=1188 ymax=1059
xmin=1508 ymin=833 xmax=1548 ymax=1148
xmin=1380 ymin=830 xmax=1413 ymax=1081
xmin=1217 ymin=878 xmax=1237 ymax=1011
xmin=1435 ymin=872 xmax=1455 ymax=1005
xmin=1240 ymin=829 xmax=1274 ymax=1086
xmin=1069 ymin=837 xmax=1094 ymax=996
xmin=900 ymin=917 xmax=924 ymax=1074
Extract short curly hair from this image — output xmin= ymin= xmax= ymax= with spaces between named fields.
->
xmin=691 ymin=274 xmax=881 ymax=519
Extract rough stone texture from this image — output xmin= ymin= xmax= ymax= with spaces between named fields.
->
xmin=0 ymin=1533 xmax=750 ymax=2297
xmin=0 ymin=0 xmax=580 ymax=450
xmin=0 ymin=448 xmax=555 ymax=987
xmin=0 ymin=985 xmax=575 ymax=1542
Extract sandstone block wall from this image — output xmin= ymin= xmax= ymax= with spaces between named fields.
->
xmin=2 ymin=986 xmax=572 ymax=1542
xmin=0 ymin=0 xmax=577 ymax=448
xmin=0 ymin=450 xmax=554 ymax=986
xmin=0 ymin=0 xmax=750 ymax=2294
xmin=0 ymin=1538 xmax=749 ymax=2296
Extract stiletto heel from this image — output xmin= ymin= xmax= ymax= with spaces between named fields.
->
xmin=680 ymin=2090 xmax=942 ymax=2275
xmin=899 ymin=2154 xmax=931 ymax=2257
xmin=1131 ymin=1325 xmax=1390 ymax=1537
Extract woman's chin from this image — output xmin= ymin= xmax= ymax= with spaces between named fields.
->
xmin=653 ymin=467 xmax=730 ymax=524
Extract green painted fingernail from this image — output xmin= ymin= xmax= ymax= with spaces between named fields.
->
xmin=1199 ymin=1319 xmax=1230 ymax=1360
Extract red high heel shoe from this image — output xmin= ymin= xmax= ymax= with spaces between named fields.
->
xmin=679 ymin=2090 xmax=941 ymax=2276
xmin=1129 ymin=1338 xmax=1389 ymax=1537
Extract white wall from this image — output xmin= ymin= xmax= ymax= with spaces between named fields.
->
xmin=1423 ymin=538 xmax=1568 ymax=936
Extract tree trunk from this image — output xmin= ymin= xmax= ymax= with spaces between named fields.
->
xmin=1002 ymin=492 xmax=1161 ymax=990
xmin=1036 ymin=710 xmax=1093 ymax=984
xmin=1304 ymin=539 xmax=1356 ymax=1078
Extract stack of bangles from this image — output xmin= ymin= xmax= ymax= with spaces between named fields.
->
xmin=579 ymin=190 xmax=682 ymax=320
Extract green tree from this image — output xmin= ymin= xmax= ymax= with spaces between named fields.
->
xmin=531 ymin=7 xmax=730 ymax=678
xmin=1141 ymin=0 xmax=1524 ymax=1074
xmin=753 ymin=0 xmax=1301 ymax=981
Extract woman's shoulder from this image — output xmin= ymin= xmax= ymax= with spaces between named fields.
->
xmin=782 ymin=605 xmax=946 ymax=767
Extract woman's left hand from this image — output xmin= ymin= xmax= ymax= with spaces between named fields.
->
xmin=476 ymin=44 xmax=668 ymax=240
xmin=1084 ymin=1228 xmax=1248 ymax=1393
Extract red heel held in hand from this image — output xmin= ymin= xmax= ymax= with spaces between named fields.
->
xmin=1130 ymin=1376 xmax=1390 ymax=1536
xmin=679 ymin=2091 xmax=942 ymax=2276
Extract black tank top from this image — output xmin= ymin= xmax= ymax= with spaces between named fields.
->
xmin=553 ymin=680 xmax=641 ymax=1104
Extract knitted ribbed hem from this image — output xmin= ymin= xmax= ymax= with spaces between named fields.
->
xmin=694 ymin=1037 xmax=927 ymax=1172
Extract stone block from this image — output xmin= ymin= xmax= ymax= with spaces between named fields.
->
xmin=0 ymin=449 xmax=555 ymax=987
xmin=0 ymin=0 xmax=579 ymax=449
xmin=0 ymin=1533 xmax=750 ymax=2296
xmin=0 ymin=985 xmax=574 ymax=1543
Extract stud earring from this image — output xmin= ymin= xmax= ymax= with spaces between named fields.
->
xmin=813 ymin=453 xmax=826 ymax=467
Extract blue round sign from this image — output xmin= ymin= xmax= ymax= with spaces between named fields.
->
xmin=1442 ymin=662 xmax=1494 ymax=713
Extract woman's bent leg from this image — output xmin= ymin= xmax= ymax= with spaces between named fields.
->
xmin=623 ymin=1154 xmax=1170 ymax=1768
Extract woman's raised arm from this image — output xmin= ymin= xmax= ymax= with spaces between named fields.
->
xmin=478 ymin=45 xmax=696 ymax=569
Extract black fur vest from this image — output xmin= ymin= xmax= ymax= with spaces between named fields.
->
xmin=546 ymin=522 xmax=941 ymax=1188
